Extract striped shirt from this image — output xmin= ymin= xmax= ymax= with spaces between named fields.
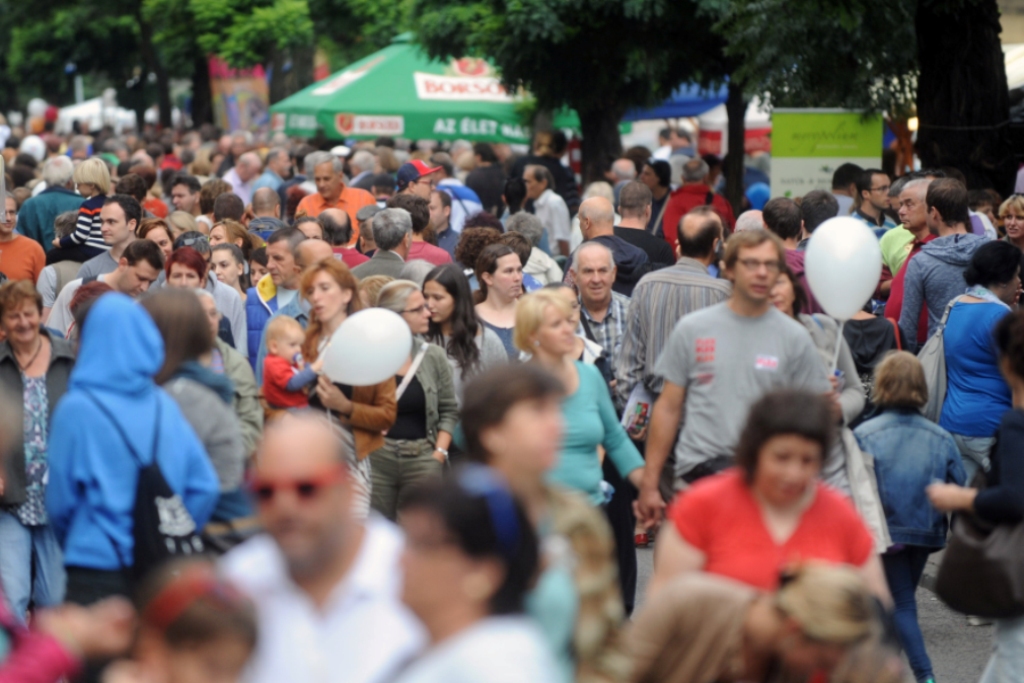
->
xmin=615 ymin=258 xmax=731 ymax=405
xmin=60 ymin=195 xmax=109 ymax=251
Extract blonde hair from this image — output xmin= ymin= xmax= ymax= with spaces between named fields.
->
xmin=212 ymin=219 xmax=256 ymax=257
xmin=999 ymin=194 xmax=1024 ymax=219
xmin=265 ymin=315 xmax=304 ymax=346
xmin=514 ymin=289 xmax=573 ymax=352
xmin=375 ymin=279 xmax=420 ymax=313
xmin=872 ymin=351 xmax=928 ymax=409
xmin=167 ymin=211 xmax=198 ymax=238
xmin=73 ymin=157 xmax=111 ymax=195
xmin=358 ymin=275 xmax=394 ymax=307
xmin=775 ymin=562 xmax=876 ymax=644
xmin=191 ymin=147 xmax=215 ymax=177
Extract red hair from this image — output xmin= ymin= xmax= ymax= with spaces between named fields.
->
xmin=165 ymin=246 xmax=207 ymax=278
xmin=299 ymin=259 xmax=362 ymax=364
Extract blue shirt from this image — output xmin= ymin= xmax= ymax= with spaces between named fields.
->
xmin=435 ymin=224 xmax=460 ymax=259
xmin=252 ymin=169 xmax=283 ymax=193
xmin=940 ymin=301 xmax=1012 ymax=437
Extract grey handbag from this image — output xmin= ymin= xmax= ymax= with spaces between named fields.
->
xmin=918 ymin=297 xmax=961 ymax=422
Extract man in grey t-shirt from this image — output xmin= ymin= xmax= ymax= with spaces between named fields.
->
xmin=636 ymin=230 xmax=831 ymax=525
xmin=76 ymin=195 xmax=141 ymax=281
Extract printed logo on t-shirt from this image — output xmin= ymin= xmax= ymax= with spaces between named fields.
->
xmin=754 ymin=355 xmax=779 ymax=371
xmin=695 ymin=337 xmax=716 ymax=364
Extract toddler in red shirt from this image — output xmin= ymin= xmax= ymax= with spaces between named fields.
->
xmin=261 ymin=316 xmax=321 ymax=409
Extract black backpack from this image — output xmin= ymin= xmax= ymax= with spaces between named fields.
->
xmin=85 ymin=390 xmax=205 ymax=582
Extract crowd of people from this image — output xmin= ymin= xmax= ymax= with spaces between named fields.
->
xmin=0 ymin=123 xmax=1021 ymax=683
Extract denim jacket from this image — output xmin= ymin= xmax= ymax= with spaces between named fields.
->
xmin=854 ymin=408 xmax=966 ymax=548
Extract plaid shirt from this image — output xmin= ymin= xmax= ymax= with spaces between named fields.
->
xmin=577 ymin=291 xmax=631 ymax=372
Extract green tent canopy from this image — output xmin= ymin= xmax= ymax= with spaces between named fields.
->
xmin=270 ymin=35 xmax=579 ymax=144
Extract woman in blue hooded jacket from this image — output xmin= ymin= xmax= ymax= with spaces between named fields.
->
xmin=45 ymin=293 xmax=219 ymax=604
xmin=854 ymin=351 xmax=965 ymax=683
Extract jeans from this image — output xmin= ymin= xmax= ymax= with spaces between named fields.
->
xmin=882 ymin=546 xmax=933 ymax=682
xmin=369 ymin=438 xmax=442 ymax=521
xmin=0 ymin=511 xmax=65 ymax=625
xmin=952 ymin=433 xmax=995 ymax=483
xmin=981 ymin=613 xmax=1024 ymax=683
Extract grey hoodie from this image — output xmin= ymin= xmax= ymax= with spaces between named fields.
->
xmin=899 ymin=232 xmax=988 ymax=349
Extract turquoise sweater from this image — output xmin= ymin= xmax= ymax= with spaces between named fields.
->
xmin=548 ymin=362 xmax=644 ymax=504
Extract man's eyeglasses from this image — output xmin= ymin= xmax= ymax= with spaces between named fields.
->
xmin=403 ymin=304 xmax=430 ymax=315
xmin=248 ymin=464 xmax=346 ymax=504
xmin=737 ymin=258 xmax=781 ymax=273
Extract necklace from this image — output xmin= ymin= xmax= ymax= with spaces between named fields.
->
xmin=14 ymin=337 xmax=43 ymax=372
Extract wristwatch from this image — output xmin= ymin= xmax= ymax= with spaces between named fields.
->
xmin=434 ymin=447 xmax=449 ymax=458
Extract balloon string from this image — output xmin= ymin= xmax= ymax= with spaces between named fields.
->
xmin=831 ymin=319 xmax=845 ymax=372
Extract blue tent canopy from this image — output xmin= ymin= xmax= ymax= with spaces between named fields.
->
xmin=623 ymin=83 xmax=729 ymax=122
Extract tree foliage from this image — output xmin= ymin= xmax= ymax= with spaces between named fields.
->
xmin=708 ymin=0 xmax=918 ymax=116
xmin=311 ymin=0 xmax=410 ymax=67
xmin=1 ymin=0 xmax=400 ymax=112
xmin=410 ymin=0 xmax=727 ymax=181
xmin=7 ymin=0 xmax=140 ymax=103
xmin=412 ymin=0 xmax=725 ymax=116
xmin=188 ymin=0 xmax=314 ymax=68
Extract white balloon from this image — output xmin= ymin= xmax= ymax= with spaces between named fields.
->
xmin=26 ymin=98 xmax=48 ymax=118
xmin=320 ymin=309 xmax=412 ymax=386
xmin=804 ymin=217 xmax=883 ymax=320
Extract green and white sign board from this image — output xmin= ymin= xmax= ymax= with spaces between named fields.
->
xmin=770 ymin=109 xmax=883 ymax=198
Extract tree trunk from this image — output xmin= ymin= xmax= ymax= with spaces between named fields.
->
xmin=134 ymin=5 xmax=172 ymax=128
xmin=915 ymin=0 xmax=1014 ymax=194
xmin=191 ymin=54 xmax=213 ymax=126
xmin=576 ymin=105 xmax=625 ymax=187
xmin=291 ymin=45 xmax=316 ymax=95
xmin=269 ymin=48 xmax=288 ymax=104
xmin=724 ymin=81 xmax=746 ymax=219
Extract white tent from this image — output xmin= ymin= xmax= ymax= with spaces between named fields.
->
xmin=55 ymin=90 xmax=137 ymax=135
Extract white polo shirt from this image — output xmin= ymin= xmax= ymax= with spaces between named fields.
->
xmin=221 ymin=516 xmax=425 ymax=683
xmin=533 ymin=189 xmax=571 ymax=245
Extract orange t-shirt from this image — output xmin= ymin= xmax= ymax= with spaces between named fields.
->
xmin=295 ymin=186 xmax=376 ymax=247
xmin=0 ymin=235 xmax=46 ymax=283
xmin=669 ymin=469 xmax=873 ymax=590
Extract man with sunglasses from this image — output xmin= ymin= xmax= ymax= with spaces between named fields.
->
xmin=635 ymin=229 xmax=831 ymax=528
xmin=221 ymin=413 xmax=424 ymax=683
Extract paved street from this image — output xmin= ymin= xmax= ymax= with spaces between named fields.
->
xmin=634 ymin=547 xmax=993 ymax=682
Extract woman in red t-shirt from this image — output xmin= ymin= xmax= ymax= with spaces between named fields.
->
xmin=648 ymin=390 xmax=891 ymax=606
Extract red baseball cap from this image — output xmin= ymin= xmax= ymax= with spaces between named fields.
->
xmin=397 ymin=159 xmax=442 ymax=188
